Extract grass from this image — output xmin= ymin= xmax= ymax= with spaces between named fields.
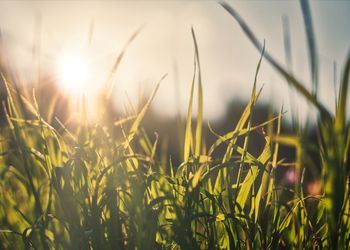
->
xmin=0 ymin=2 xmax=349 ymax=249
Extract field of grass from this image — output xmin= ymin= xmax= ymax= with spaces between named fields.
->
xmin=0 ymin=2 xmax=349 ymax=249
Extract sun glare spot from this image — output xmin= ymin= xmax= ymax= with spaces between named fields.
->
xmin=56 ymin=53 xmax=90 ymax=94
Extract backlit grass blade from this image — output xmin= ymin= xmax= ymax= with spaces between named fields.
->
xmin=214 ymin=46 xmax=264 ymax=194
xmin=105 ymin=26 xmax=144 ymax=99
xmin=124 ymin=74 xmax=166 ymax=149
xmin=183 ymin=53 xmax=196 ymax=162
xmin=191 ymin=28 xmax=203 ymax=158
xmin=114 ymin=115 xmax=137 ymax=127
xmin=237 ymin=134 xmax=271 ymax=215
xmin=208 ymin=113 xmax=281 ymax=156
xmin=233 ymin=44 xmax=265 ymax=207
xmin=254 ymin=134 xmax=273 ymax=222
xmin=259 ymin=108 xmax=282 ymax=215
xmin=1 ymin=73 xmax=21 ymax=119
xmin=272 ymin=107 xmax=283 ymax=169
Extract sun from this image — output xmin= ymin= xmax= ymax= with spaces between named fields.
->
xmin=56 ymin=53 xmax=90 ymax=95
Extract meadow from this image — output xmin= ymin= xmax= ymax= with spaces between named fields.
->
xmin=0 ymin=2 xmax=349 ymax=249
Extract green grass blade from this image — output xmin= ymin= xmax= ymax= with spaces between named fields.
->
xmin=183 ymin=54 xmax=197 ymax=162
xmin=208 ymin=113 xmax=281 ymax=156
xmin=105 ymin=26 xmax=144 ymax=99
xmin=124 ymin=74 xmax=166 ymax=149
xmin=191 ymin=28 xmax=203 ymax=157
xmin=237 ymin=135 xmax=271 ymax=214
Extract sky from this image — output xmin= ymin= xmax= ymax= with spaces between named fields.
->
xmin=0 ymin=1 xmax=349 ymax=122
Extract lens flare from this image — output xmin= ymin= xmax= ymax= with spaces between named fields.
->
xmin=56 ymin=53 xmax=90 ymax=94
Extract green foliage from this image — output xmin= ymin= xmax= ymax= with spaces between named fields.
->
xmin=0 ymin=51 xmax=286 ymax=249
xmin=0 ymin=2 xmax=349 ymax=249
xmin=221 ymin=1 xmax=350 ymax=248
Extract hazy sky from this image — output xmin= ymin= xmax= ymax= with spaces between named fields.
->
xmin=0 ymin=1 xmax=349 ymax=121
